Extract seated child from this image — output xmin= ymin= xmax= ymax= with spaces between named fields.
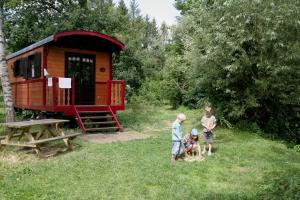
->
xmin=183 ymin=128 xmax=201 ymax=157
xmin=171 ymin=113 xmax=187 ymax=163
xmin=201 ymin=106 xmax=217 ymax=156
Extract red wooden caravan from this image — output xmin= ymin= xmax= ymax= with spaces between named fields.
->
xmin=6 ymin=30 xmax=125 ymax=132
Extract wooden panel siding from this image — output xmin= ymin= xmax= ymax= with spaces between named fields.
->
xmin=95 ymin=52 xmax=110 ymax=81
xmin=7 ymin=45 xmax=113 ymax=108
xmin=111 ymin=83 xmax=122 ymax=106
xmin=47 ymin=46 xmax=111 ymax=104
xmin=95 ymin=53 xmax=110 ymax=104
xmin=15 ymin=84 xmax=27 ymax=106
xmin=6 ymin=47 xmax=44 ymax=83
xmin=29 ymin=81 xmax=43 ymax=106
xmin=47 ymin=46 xmax=110 ymax=80
xmin=6 ymin=47 xmax=44 ymax=108
xmin=46 ymin=46 xmax=65 ymax=77
xmin=96 ymin=83 xmax=107 ymax=105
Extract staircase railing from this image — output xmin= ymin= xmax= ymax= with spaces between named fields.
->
xmin=73 ymin=107 xmax=85 ymax=131
xmin=108 ymin=106 xmax=123 ymax=131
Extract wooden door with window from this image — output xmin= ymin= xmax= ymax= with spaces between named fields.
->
xmin=65 ymin=53 xmax=95 ymax=105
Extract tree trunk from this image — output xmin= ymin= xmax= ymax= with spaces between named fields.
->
xmin=0 ymin=6 xmax=15 ymax=122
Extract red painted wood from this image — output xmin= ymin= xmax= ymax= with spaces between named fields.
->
xmin=108 ymin=106 xmax=122 ymax=131
xmin=12 ymin=79 xmax=125 ymax=111
xmin=53 ymin=77 xmax=58 ymax=107
xmin=53 ymin=30 xmax=125 ymax=50
xmin=121 ymin=80 xmax=125 ymax=110
xmin=72 ymin=78 xmax=75 ymax=106
xmin=109 ymin=53 xmax=112 ymax=80
xmin=43 ymin=47 xmax=47 ymax=106
xmin=106 ymin=80 xmax=111 ymax=105
xmin=27 ymin=82 xmax=29 ymax=106
xmin=11 ymin=79 xmax=44 ymax=85
xmin=13 ymin=101 xmax=125 ymax=113
xmin=73 ymin=107 xmax=85 ymax=131
xmin=43 ymin=78 xmax=46 ymax=106
xmin=15 ymin=84 xmax=17 ymax=106
xmin=95 ymin=81 xmax=106 ymax=84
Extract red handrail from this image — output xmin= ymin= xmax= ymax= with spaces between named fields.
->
xmin=72 ymin=78 xmax=75 ymax=106
xmin=106 ymin=80 xmax=112 ymax=105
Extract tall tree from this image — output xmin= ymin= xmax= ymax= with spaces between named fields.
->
xmin=117 ymin=0 xmax=128 ymax=15
xmin=0 ymin=0 xmax=16 ymax=122
xmin=160 ymin=22 xmax=169 ymax=45
xmin=129 ymin=0 xmax=140 ymax=19
xmin=172 ymin=0 xmax=300 ymax=141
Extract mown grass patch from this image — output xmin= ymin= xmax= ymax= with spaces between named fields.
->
xmin=0 ymin=105 xmax=299 ymax=199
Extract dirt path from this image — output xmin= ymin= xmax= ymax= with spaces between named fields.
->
xmin=80 ymin=131 xmax=152 ymax=144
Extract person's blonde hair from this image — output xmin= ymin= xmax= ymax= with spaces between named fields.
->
xmin=204 ymin=106 xmax=212 ymax=116
xmin=177 ymin=113 xmax=186 ymax=121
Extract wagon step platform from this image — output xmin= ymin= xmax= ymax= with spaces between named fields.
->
xmin=79 ymin=116 xmax=114 ymax=120
xmin=78 ymin=111 xmax=110 ymax=114
xmin=74 ymin=106 xmax=123 ymax=133
xmin=85 ymin=127 xmax=118 ymax=132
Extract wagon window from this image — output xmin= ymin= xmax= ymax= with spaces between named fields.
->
xmin=19 ymin=57 xmax=28 ymax=78
xmin=13 ymin=59 xmax=21 ymax=77
xmin=27 ymin=53 xmax=41 ymax=79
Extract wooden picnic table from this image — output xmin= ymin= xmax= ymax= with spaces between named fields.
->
xmin=0 ymin=119 xmax=81 ymax=157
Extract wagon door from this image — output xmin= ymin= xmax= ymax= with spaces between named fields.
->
xmin=65 ymin=53 xmax=95 ymax=105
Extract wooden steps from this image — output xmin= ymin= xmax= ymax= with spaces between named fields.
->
xmin=79 ymin=116 xmax=114 ymax=120
xmin=85 ymin=127 xmax=118 ymax=132
xmin=74 ymin=106 xmax=122 ymax=133
xmin=84 ymin=121 xmax=116 ymax=125
xmin=78 ymin=111 xmax=110 ymax=114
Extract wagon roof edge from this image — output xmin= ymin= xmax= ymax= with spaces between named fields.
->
xmin=6 ymin=30 xmax=125 ymax=60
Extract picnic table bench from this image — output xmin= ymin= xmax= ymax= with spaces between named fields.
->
xmin=0 ymin=119 xmax=82 ymax=157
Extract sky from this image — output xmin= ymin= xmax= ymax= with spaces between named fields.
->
xmin=114 ymin=0 xmax=180 ymax=25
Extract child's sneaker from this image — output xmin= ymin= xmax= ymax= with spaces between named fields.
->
xmin=208 ymin=151 xmax=212 ymax=156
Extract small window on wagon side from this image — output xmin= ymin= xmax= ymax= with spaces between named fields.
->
xmin=13 ymin=59 xmax=21 ymax=77
xmin=27 ymin=52 xmax=41 ymax=79
xmin=19 ymin=57 xmax=28 ymax=78
xmin=13 ymin=57 xmax=28 ymax=78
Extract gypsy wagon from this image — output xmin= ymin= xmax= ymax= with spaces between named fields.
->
xmin=5 ymin=30 xmax=125 ymax=132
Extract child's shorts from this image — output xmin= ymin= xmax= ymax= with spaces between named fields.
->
xmin=172 ymin=141 xmax=184 ymax=155
xmin=202 ymin=132 xmax=214 ymax=143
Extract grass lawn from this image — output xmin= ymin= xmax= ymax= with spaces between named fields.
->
xmin=0 ymin=105 xmax=299 ymax=199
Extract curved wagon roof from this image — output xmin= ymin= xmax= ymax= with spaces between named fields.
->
xmin=6 ymin=30 xmax=125 ymax=60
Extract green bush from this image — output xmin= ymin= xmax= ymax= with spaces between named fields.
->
xmin=172 ymin=0 xmax=300 ymax=143
xmin=130 ymin=78 xmax=169 ymax=105
xmin=294 ymin=145 xmax=300 ymax=153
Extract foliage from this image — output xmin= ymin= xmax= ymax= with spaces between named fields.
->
xmin=130 ymin=78 xmax=169 ymax=105
xmin=3 ymin=0 xmax=300 ymax=143
xmin=171 ymin=0 xmax=300 ymax=142
xmin=294 ymin=144 xmax=300 ymax=153
xmin=3 ymin=0 xmax=168 ymax=101
xmin=113 ymin=49 xmax=144 ymax=99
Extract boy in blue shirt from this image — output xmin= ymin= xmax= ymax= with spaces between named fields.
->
xmin=171 ymin=113 xmax=186 ymax=163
